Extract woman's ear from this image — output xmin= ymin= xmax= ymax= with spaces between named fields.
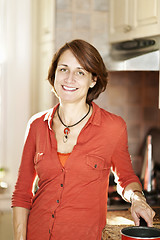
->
xmin=90 ymin=76 xmax=97 ymax=88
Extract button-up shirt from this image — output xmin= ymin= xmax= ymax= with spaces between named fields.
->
xmin=12 ymin=102 xmax=140 ymax=240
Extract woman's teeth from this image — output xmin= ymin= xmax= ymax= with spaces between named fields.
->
xmin=63 ymin=86 xmax=77 ymax=91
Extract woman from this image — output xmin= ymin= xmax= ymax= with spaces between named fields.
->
xmin=12 ymin=39 xmax=155 ymax=240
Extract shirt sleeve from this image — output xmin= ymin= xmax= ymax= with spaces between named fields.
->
xmin=111 ymin=122 xmax=141 ymax=196
xmin=11 ymin=118 xmax=37 ymax=210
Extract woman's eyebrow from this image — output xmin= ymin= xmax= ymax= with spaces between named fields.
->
xmin=77 ymin=67 xmax=85 ymax=70
xmin=58 ymin=64 xmax=85 ymax=70
xmin=58 ymin=64 xmax=68 ymax=67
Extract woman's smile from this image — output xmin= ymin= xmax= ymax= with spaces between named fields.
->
xmin=62 ymin=85 xmax=78 ymax=92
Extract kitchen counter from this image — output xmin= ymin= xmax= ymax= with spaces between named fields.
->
xmin=102 ymin=207 xmax=160 ymax=240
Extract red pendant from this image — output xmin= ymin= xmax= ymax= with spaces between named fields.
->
xmin=63 ymin=127 xmax=70 ymax=143
xmin=64 ymin=127 xmax=70 ymax=135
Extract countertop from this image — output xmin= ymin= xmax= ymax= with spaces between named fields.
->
xmin=102 ymin=207 xmax=160 ymax=240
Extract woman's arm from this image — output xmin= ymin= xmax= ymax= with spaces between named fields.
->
xmin=13 ymin=207 xmax=30 ymax=240
xmin=123 ymin=182 xmax=155 ymax=227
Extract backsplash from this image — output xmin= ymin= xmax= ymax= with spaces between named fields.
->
xmin=95 ymin=71 xmax=160 ymax=174
xmin=55 ymin=0 xmax=109 ymax=57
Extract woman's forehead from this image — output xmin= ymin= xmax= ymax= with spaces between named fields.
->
xmin=58 ymin=49 xmax=83 ymax=68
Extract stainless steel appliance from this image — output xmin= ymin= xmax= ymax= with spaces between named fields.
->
xmin=105 ymin=35 xmax=160 ymax=71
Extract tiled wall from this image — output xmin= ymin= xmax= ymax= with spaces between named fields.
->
xmin=55 ymin=0 xmax=109 ymax=58
xmin=95 ymin=71 xmax=160 ymax=174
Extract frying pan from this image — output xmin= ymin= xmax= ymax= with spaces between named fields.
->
xmin=121 ymin=217 xmax=160 ymax=239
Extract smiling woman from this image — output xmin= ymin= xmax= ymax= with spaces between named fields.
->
xmin=48 ymin=39 xmax=108 ymax=104
xmin=12 ymin=39 xmax=155 ymax=240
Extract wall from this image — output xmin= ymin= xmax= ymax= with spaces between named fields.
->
xmin=95 ymin=71 xmax=160 ymax=174
xmin=55 ymin=0 xmax=109 ymax=57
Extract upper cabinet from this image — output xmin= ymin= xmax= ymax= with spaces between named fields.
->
xmin=109 ymin=0 xmax=160 ymax=43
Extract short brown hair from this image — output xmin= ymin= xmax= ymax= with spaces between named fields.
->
xmin=48 ymin=39 xmax=108 ymax=104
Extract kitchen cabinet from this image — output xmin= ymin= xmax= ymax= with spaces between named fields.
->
xmin=0 ymin=210 xmax=13 ymax=240
xmin=109 ymin=0 xmax=160 ymax=43
xmin=38 ymin=42 xmax=55 ymax=111
xmin=38 ymin=0 xmax=55 ymax=43
xmin=32 ymin=0 xmax=56 ymax=113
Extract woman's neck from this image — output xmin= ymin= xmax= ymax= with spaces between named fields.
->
xmin=58 ymin=101 xmax=90 ymax=126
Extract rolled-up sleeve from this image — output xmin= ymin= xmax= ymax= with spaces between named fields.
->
xmin=111 ymin=123 xmax=141 ymax=196
xmin=12 ymin=119 xmax=36 ymax=210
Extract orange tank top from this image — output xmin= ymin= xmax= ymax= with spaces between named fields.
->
xmin=57 ymin=152 xmax=71 ymax=167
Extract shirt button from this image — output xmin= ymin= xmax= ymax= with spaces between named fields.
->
xmin=57 ymin=200 xmax=59 ymax=203
xmin=49 ymin=229 xmax=51 ymax=234
xmin=61 ymin=184 xmax=63 ymax=187
xmin=52 ymin=214 xmax=54 ymax=218
xmin=94 ymin=164 xmax=97 ymax=168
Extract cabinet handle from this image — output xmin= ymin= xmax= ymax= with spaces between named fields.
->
xmin=123 ymin=25 xmax=132 ymax=33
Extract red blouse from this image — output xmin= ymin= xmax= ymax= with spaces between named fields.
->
xmin=12 ymin=102 xmax=140 ymax=240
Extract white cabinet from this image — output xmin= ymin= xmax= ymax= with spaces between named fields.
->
xmin=32 ymin=0 xmax=56 ymax=113
xmin=109 ymin=0 xmax=160 ymax=43
xmin=38 ymin=42 xmax=55 ymax=111
xmin=38 ymin=0 xmax=55 ymax=43
xmin=0 ymin=210 xmax=13 ymax=240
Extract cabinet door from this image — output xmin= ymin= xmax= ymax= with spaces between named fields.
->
xmin=38 ymin=0 xmax=55 ymax=43
xmin=0 ymin=211 xmax=13 ymax=240
xmin=109 ymin=0 xmax=160 ymax=43
xmin=109 ymin=0 xmax=133 ymax=43
xmin=38 ymin=42 xmax=56 ymax=111
xmin=132 ymin=0 xmax=160 ymax=39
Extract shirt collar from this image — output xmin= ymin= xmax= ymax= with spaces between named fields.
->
xmin=88 ymin=102 xmax=101 ymax=126
xmin=43 ymin=102 xmax=101 ymax=130
xmin=43 ymin=103 xmax=59 ymax=130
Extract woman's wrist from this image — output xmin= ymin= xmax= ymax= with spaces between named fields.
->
xmin=130 ymin=190 xmax=146 ymax=203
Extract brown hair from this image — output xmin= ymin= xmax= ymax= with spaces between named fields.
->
xmin=48 ymin=39 xmax=108 ymax=104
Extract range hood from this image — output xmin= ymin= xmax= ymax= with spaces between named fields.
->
xmin=105 ymin=36 xmax=160 ymax=71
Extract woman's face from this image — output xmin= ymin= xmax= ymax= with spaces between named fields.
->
xmin=54 ymin=49 xmax=96 ymax=104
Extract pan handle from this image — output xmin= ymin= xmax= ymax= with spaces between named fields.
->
xmin=140 ymin=216 xmax=148 ymax=226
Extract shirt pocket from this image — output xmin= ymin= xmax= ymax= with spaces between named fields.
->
xmin=86 ymin=154 xmax=108 ymax=180
xmin=86 ymin=154 xmax=106 ymax=170
xmin=34 ymin=152 xmax=44 ymax=165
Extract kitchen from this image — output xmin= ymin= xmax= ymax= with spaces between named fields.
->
xmin=0 ymin=0 xmax=160 ymax=239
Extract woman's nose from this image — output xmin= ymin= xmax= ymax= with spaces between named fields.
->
xmin=65 ymin=71 xmax=75 ymax=83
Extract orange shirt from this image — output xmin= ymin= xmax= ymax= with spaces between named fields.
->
xmin=57 ymin=152 xmax=71 ymax=167
xmin=12 ymin=102 xmax=140 ymax=240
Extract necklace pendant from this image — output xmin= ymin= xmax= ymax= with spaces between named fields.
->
xmin=64 ymin=127 xmax=70 ymax=135
xmin=63 ymin=127 xmax=70 ymax=143
xmin=63 ymin=134 xmax=68 ymax=143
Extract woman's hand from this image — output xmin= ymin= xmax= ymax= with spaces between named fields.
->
xmin=130 ymin=192 xmax=155 ymax=227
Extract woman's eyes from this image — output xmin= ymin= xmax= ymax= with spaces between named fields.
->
xmin=58 ymin=68 xmax=86 ymax=77
xmin=77 ymin=71 xmax=85 ymax=76
xmin=60 ymin=68 xmax=67 ymax=72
